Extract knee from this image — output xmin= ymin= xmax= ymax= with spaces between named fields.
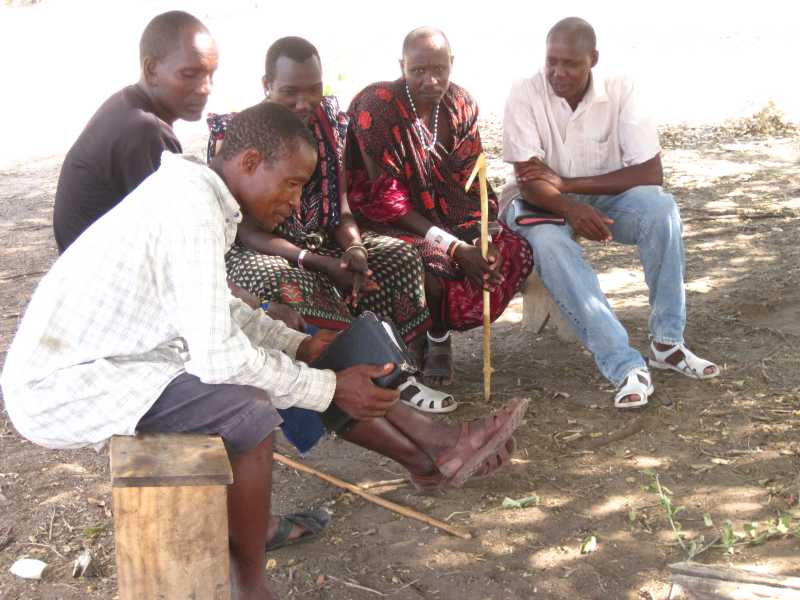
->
xmin=633 ymin=186 xmax=681 ymax=236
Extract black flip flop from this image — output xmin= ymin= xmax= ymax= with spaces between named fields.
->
xmin=265 ymin=509 xmax=331 ymax=552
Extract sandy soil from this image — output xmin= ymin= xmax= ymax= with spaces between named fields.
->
xmin=1 ymin=113 xmax=800 ymax=599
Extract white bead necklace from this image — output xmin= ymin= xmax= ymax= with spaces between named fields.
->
xmin=405 ymin=81 xmax=439 ymax=152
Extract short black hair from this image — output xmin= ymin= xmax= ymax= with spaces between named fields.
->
xmin=547 ymin=17 xmax=596 ymax=52
xmin=219 ymin=102 xmax=317 ymax=164
xmin=139 ymin=10 xmax=208 ymax=64
xmin=264 ymin=36 xmax=321 ymax=82
xmin=401 ymin=26 xmax=451 ymax=56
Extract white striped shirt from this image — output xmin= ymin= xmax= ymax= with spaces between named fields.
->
xmin=1 ymin=152 xmax=336 ymax=449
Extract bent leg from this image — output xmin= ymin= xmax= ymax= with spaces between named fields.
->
xmin=503 ymin=199 xmax=644 ymax=385
xmin=136 ymin=374 xmax=286 ymax=600
xmin=591 ymin=185 xmax=686 ymax=344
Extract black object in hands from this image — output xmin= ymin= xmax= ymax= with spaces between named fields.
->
xmin=311 ymin=311 xmax=418 ymax=433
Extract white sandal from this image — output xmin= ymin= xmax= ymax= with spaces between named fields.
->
xmin=649 ymin=342 xmax=720 ymax=380
xmin=614 ymin=367 xmax=654 ymax=409
xmin=399 ymin=376 xmax=458 ymax=413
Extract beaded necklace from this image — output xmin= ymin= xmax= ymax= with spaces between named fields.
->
xmin=405 ymin=81 xmax=440 ymax=151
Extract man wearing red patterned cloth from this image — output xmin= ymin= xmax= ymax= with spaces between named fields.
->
xmin=347 ymin=26 xmax=533 ymax=387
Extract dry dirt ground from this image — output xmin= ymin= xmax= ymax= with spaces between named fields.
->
xmin=1 ymin=115 xmax=799 ymax=600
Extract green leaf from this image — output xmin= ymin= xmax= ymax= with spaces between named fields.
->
xmin=82 ymin=525 xmax=105 ymax=538
xmin=750 ymin=532 xmax=770 ymax=546
xmin=777 ymin=515 xmax=791 ymax=534
xmin=703 ymin=513 xmax=714 ymax=527
xmin=628 ymin=509 xmax=638 ymax=523
xmin=501 ymin=494 xmax=540 ymax=509
xmin=580 ymin=535 xmax=598 ymax=554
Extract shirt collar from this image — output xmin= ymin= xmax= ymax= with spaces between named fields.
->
xmin=160 ymin=152 xmax=243 ymax=226
xmin=543 ymin=70 xmax=609 ymax=110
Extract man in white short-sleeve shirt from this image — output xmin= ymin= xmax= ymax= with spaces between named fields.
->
xmin=501 ymin=17 xmax=719 ymax=408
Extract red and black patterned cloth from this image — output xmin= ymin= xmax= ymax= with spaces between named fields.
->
xmin=347 ymin=79 xmax=533 ymax=330
xmin=206 ymin=98 xmax=431 ymax=341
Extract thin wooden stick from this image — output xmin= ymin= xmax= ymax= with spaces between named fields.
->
xmin=274 ymin=453 xmax=472 ymax=539
xmin=466 ymin=153 xmax=492 ymax=401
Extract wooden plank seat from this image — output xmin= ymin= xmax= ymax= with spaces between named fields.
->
xmin=110 ymin=433 xmax=233 ymax=600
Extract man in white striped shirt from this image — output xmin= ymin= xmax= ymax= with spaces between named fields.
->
xmin=2 ymin=102 xmax=527 ymax=599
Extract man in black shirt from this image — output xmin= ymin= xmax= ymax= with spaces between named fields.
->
xmin=53 ymin=10 xmax=218 ymax=252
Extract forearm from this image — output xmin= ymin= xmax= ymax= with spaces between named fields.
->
xmin=238 ymin=220 xmax=336 ymax=276
xmin=518 ymin=179 xmax=575 ymax=217
xmin=237 ymin=221 xmax=301 ymax=260
xmin=392 ymin=209 xmax=436 ymax=237
xmin=562 ymin=155 xmax=663 ymax=196
xmin=332 ymin=212 xmax=362 ymax=250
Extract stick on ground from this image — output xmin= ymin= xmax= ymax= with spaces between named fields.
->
xmin=274 ymin=453 xmax=472 ymax=540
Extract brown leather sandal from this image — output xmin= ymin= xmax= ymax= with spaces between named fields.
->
xmin=408 ymin=437 xmax=518 ymax=493
xmin=435 ymin=398 xmax=530 ymax=488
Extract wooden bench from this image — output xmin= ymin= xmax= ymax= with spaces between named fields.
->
xmin=110 ymin=433 xmax=233 ymax=600
xmin=520 ymin=271 xmax=577 ymax=342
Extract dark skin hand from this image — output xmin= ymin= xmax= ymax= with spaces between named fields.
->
xmin=358 ymin=150 xmax=503 ymax=291
xmin=333 ymin=363 xmax=400 ymax=419
xmin=513 ymin=154 xmax=663 ymax=242
xmin=237 ymin=202 xmax=379 ymax=308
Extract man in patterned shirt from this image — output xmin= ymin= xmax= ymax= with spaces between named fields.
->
xmin=2 ymin=103 xmax=527 ymax=599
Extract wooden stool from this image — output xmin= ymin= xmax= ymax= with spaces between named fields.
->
xmin=521 ymin=272 xmax=577 ymax=342
xmin=110 ymin=433 xmax=233 ymax=600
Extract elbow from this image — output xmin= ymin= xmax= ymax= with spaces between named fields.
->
xmin=650 ymin=155 xmax=664 ymax=186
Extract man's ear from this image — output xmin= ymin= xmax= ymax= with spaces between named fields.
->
xmin=591 ymin=50 xmax=599 ymax=69
xmin=450 ymin=54 xmax=455 ymax=66
xmin=398 ymin=58 xmax=405 ymax=77
xmin=141 ymin=56 xmax=158 ymax=86
xmin=241 ymin=148 xmax=263 ymax=175
xmin=261 ymin=75 xmax=270 ymax=97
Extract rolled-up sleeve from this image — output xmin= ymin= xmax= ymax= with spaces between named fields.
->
xmin=160 ymin=204 xmax=336 ymax=412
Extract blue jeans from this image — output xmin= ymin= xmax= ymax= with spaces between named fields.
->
xmin=502 ymin=185 xmax=686 ymax=386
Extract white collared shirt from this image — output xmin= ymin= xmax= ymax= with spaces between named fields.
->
xmin=500 ymin=70 xmax=661 ymax=211
xmin=1 ymin=152 xmax=336 ymax=449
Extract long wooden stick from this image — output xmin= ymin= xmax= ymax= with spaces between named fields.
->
xmin=465 ymin=153 xmax=492 ymax=401
xmin=273 ymin=452 xmax=472 ymax=539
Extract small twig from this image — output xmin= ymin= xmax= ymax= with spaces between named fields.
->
xmin=21 ymin=542 xmax=65 ymax=558
xmin=327 ymin=575 xmax=386 ymax=597
xmin=445 ymin=511 xmax=472 ymax=522
xmin=391 ymin=579 xmax=420 ymax=594
xmin=48 ymin=506 xmax=56 ymax=542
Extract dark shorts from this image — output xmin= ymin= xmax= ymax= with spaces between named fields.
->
xmin=136 ymin=372 xmax=283 ymax=454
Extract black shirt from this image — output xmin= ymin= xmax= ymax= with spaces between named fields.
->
xmin=53 ymin=85 xmax=182 ymax=253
